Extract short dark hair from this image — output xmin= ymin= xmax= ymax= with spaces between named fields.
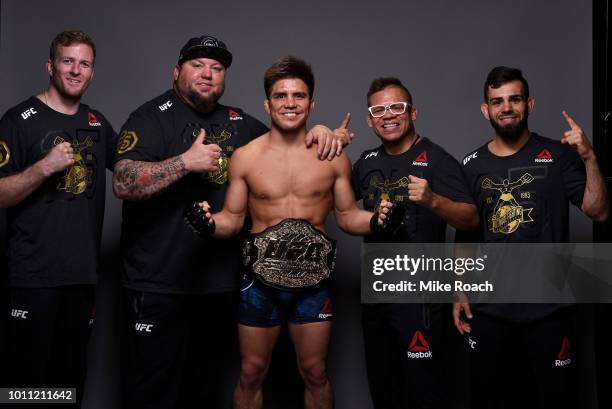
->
xmin=483 ymin=66 xmax=529 ymax=102
xmin=49 ymin=31 xmax=96 ymax=62
xmin=367 ymin=77 xmax=412 ymax=106
xmin=264 ymin=56 xmax=314 ymax=99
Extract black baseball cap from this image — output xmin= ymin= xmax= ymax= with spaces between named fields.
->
xmin=178 ymin=35 xmax=233 ymax=68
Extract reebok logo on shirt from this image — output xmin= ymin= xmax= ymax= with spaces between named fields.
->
xmin=407 ymin=330 xmax=432 ymax=358
xmin=88 ymin=112 xmax=102 ymax=127
xmin=11 ymin=309 xmax=29 ymax=319
xmin=535 ymin=149 xmax=553 ymax=163
xmin=412 ymin=151 xmax=428 ymax=167
xmin=555 ymin=336 xmax=571 ymax=367
xmin=229 ymin=110 xmax=243 ymax=121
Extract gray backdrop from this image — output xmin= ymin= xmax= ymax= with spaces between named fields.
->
xmin=0 ymin=0 xmax=595 ymax=408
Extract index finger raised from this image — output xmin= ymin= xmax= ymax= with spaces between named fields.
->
xmin=339 ymin=112 xmax=351 ymax=129
xmin=562 ymin=111 xmax=580 ymax=130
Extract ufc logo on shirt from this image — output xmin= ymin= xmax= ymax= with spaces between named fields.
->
xmin=20 ymin=107 xmax=37 ymax=120
xmin=11 ymin=309 xmax=29 ymax=319
xmin=135 ymin=323 xmax=154 ymax=333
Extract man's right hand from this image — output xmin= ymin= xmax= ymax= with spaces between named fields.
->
xmin=39 ymin=142 xmax=74 ymax=176
xmin=185 ymin=200 xmax=216 ymax=236
xmin=181 ymin=129 xmax=221 ymax=173
xmin=370 ymin=200 xmax=405 ymax=234
xmin=452 ymin=301 xmax=473 ymax=335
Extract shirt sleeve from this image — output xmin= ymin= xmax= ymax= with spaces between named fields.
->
xmin=242 ymin=112 xmax=269 ymax=141
xmin=559 ymin=145 xmax=586 ymax=208
xmin=0 ymin=113 xmax=27 ymax=176
xmin=114 ymin=108 xmax=166 ymax=164
xmin=92 ymin=111 xmax=119 ymax=171
xmin=431 ymin=154 xmax=474 ymax=204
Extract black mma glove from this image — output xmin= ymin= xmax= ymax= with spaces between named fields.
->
xmin=370 ymin=202 xmax=405 ymax=235
xmin=184 ymin=202 xmax=216 ymax=236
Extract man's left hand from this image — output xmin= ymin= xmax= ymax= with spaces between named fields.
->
xmin=561 ymin=111 xmax=594 ymax=161
xmin=408 ymin=175 xmax=435 ymax=208
xmin=305 ymin=113 xmax=355 ymax=160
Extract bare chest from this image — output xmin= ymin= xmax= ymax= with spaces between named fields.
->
xmin=245 ymin=151 xmax=335 ymax=201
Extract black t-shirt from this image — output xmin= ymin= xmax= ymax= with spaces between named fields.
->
xmin=352 ymin=136 xmax=473 ymax=243
xmin=458 ymin=132 xmax=586 ymax=321
xmin=0 ymin=96 xmax=116 ymax=287
xmin=116 ymin=90 xmax=269 ymax=294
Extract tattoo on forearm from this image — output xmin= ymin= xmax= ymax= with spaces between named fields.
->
xmin=113 ymin=157 xmax=187 ymax=200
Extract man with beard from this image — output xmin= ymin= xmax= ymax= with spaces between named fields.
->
xmin=112 ymin=37 xmax=352 ymax=409
xmin=351 ymin=77 xmax=478 ymax=409
xmin=0 ymin=31 xmax=115 ymax=407
xmin=454 ymin=66 xmax=609 ymax=408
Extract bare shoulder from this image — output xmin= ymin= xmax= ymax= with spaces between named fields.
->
xmin=329 ymin=151 xmax=352 ymax=176
xmin=229 ymin=132 xmax=269 ymax=173
xmin=237 ymin=132 xmax=270 ymax=156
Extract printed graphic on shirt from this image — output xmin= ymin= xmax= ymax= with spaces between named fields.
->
xmin=481 ymin=173 xmax=534 ymax=234
xmin=41 ymin=130 xmax=98 ymax=197
xmin=368 ymin=175 xmax=410 ymax=207
xmin=53 ymin=135 xmax=94 ymax=195
xmin=186 ymin=123 xmax=235 ymax=185
xmin=0 ymin=140 xmax=10 ymax=168
xmin=117 ymin=130 xmax=138 ymax=154
xmin=205 ymin=128 xmax=233 ymax=184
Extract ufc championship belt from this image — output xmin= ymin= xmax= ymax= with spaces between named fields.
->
xmin=243 ymin=219 xmax=337 ymax=290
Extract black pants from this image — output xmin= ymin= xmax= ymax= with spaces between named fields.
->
xmin=467 ymin=309 xmax=575 ymax=409
xmin=362 ymin=303 xmax=450 ymax=409
xmin=2 ymin=285 xmax=95 ymax=409
xmin=123 ymin=290 xmax=239 ymax=409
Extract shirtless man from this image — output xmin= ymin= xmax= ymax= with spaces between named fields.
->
xmin=186 ymin=56 xmax=398 ymax=409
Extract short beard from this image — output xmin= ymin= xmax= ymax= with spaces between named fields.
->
xmin=52 ymin=76 xmax=87 ymax=102
xmin=490 ymin=115 xmax=528 ymax=142
xmin=186 ymin=88 xmax=223 ymax=113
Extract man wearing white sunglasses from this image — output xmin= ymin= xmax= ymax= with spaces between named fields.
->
xmin=352 ymin=77 xmax=478 ymax=409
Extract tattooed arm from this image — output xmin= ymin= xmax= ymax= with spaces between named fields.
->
xmin=112 ymin=129 xmax=221 ymax=201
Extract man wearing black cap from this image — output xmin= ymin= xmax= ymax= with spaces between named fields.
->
xmin=112 ymin=35 xmax=352 ymax=409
